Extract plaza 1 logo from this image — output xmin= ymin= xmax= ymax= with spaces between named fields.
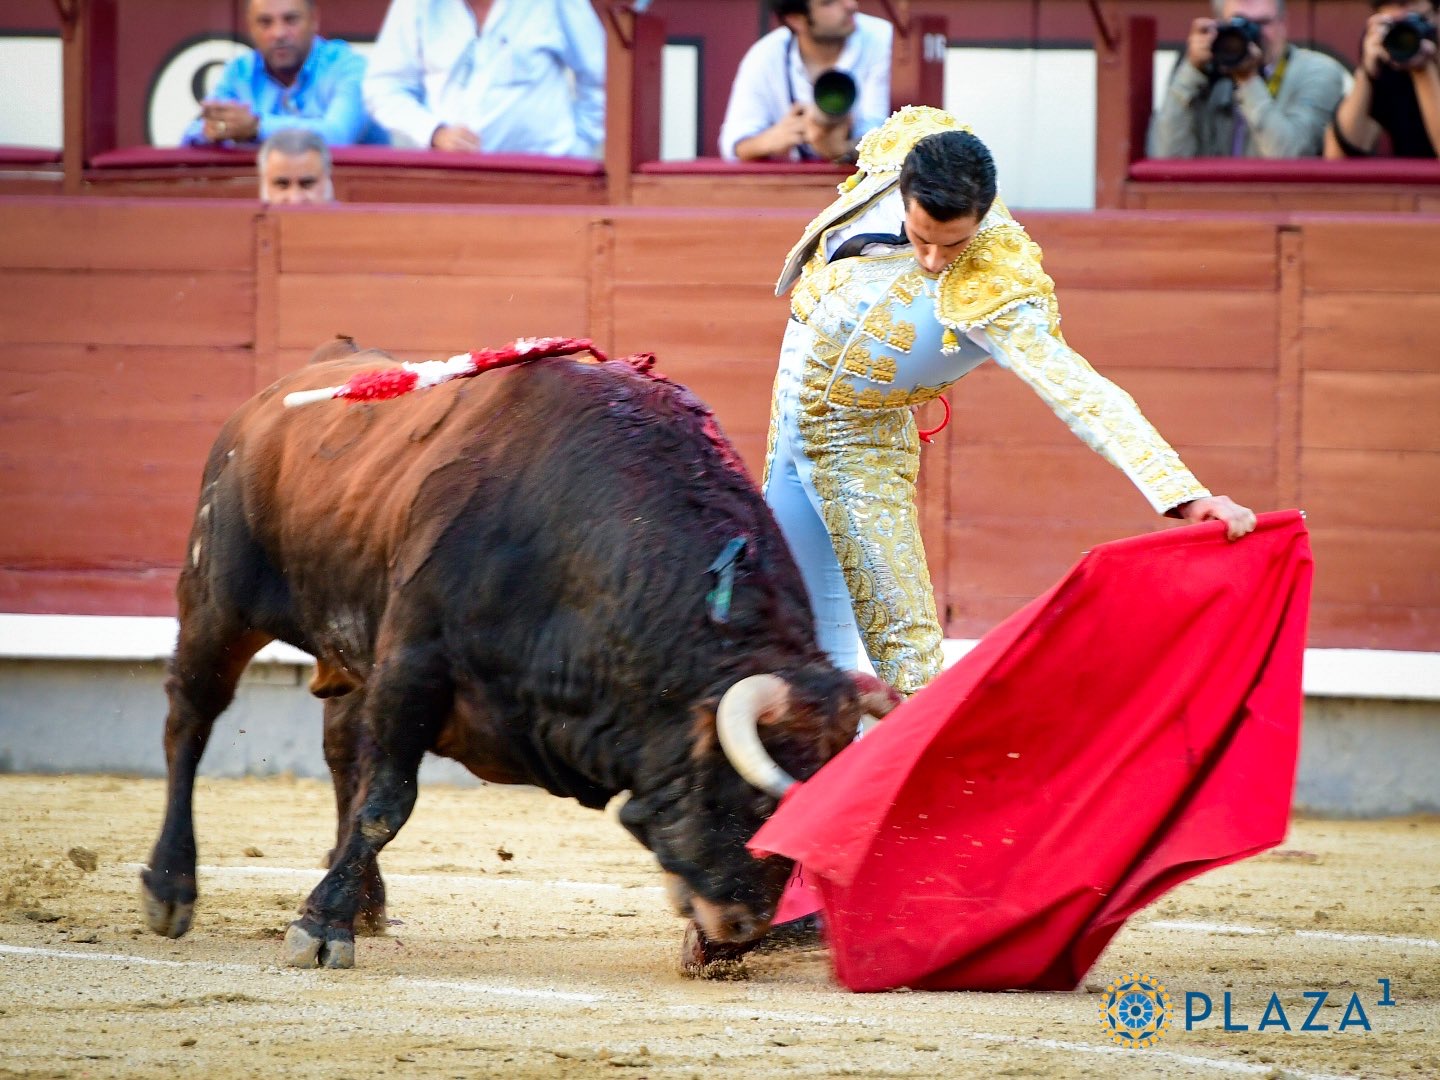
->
xmin=1100 ymin=974 xmax=1398 ymax=1047
xmin=1099 ymin=972 xmax=1173 ymax=1047
xmin=1184 ymin=978 xmax=1397 ymax=1033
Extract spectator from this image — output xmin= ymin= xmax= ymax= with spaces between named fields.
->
xmin=1148 ymin=0 xmax=1346 ymax=157
xmin=1326 ymin=0 xmax=1440 ymax=157
xmin=362 ymin=0 xmax=605 ymax=157
xmin=258 ymin=129 xmax=335 ymax=203
xmin=183 ymin=0 xmax=387 ymax=147
xmin=719 ymin=0 xmax=892 ymax=163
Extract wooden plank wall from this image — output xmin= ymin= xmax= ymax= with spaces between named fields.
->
xmin=1 ymin=197 xmax=1435 ymax=652
xmin=1297 ymin=220 xmax=1440 ymax=648
xmin=0 ymin=200 xmax=258 ymax=614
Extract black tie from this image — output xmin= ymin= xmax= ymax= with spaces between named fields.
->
xmin=829 ymin=226 xmax=909 ymax=263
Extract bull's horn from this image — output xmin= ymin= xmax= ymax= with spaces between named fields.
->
xmin=716 ymin=674 xmax=795 ymax=799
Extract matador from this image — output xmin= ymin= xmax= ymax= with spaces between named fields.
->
xmin=762 ymin=106 xmax=1256 ymax=695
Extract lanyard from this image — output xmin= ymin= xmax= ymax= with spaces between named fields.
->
xmin=1265 ymin=46 xmax=1290 ymax=97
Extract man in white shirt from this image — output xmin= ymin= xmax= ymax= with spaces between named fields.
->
xmin=362 ymin=0 xmax=605 ymax=157
xmin=719 ymin=0 xmax=892 ymax=162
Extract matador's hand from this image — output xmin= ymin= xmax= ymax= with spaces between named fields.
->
xmin=1177 ymin=496 xmax=1257 ymax=541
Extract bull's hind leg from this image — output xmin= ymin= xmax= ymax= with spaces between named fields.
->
xmin=141 ymin=617 xmax=270 ymax=938
xmin=285 ymin=641 xmax=451 ymax=969
xmin=320 ymin=689 xmax=389 ymax=935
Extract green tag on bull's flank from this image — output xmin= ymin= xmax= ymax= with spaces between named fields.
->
xmin=705 ymin=536 xmax=748 ymax=623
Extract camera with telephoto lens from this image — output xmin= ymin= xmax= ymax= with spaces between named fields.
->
xmin=1383 ymin=13 xmax=1437 ymax=65
xmin=1210 ymin=16 xmax=1265 ymax=75
xmin=811 ymin=69 xmax=858 ymax=122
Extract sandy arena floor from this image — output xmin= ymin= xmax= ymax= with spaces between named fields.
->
xmin=0 ymin=773 xmax=1435 ymax=1079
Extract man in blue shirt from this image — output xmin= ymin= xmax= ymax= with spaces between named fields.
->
xmin=183 ymin=0 xmax=387 ymax=147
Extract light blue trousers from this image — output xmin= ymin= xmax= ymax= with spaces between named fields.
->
xmin=763 ymin=418 xmax=866 ymax=674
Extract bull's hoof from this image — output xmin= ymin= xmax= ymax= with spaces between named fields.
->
xmin=679 ymin=920 xmax=755 ymax=980
xmin=284 ymin=920 xmax=355 ymax=969
xmin=139 ymin=870 xmax=194 ymax=938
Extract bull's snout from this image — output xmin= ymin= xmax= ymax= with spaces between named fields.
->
xmin=690 ymin=896 xmax=770 ymax=945
xmin=663 ymin=872 xmax=771 ymax=944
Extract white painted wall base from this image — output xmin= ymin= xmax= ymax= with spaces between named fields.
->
xmin=1 ymin=616 xmax=1436 ymax=815
xmin=5 ymin=615 xmax=1436 ymax=701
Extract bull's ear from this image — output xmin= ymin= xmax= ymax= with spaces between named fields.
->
xmin=306 ymin=335 xmax=361 ymax=365
xmin=689 ymin=697 xmax=722 ymax=761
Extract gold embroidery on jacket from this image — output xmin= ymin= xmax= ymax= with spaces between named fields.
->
xmin=793 ymin=250 xmax=955 ymax=411
xmin=936 ymin=223 xmax=1057 ymax=332
xmin=860 ymin=303 xmax=917 ymax=356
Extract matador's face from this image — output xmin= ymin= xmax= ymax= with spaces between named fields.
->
xmin=903 ymin=201 xmax=983 ymax=275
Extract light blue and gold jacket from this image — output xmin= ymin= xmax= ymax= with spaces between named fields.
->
xmin=772 ymin=106 xmax=1209 ymax=515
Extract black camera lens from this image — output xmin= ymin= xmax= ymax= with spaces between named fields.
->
xmin=1211 ymin=16 xmax=1264 ymax=75
xmin=1383 ymin=13 xmax=1437 ymax=65
xmin=812 ymin=69 xmax=858 ymax=119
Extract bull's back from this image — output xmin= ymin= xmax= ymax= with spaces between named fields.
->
xmin=225 ymin=352 xmax=510 ymax=573
xmin=196 ymin=352 xmax=802 ymax=690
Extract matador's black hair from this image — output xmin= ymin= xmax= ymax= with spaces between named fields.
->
xmin=899 ymin=131 xmax=998 ymax=224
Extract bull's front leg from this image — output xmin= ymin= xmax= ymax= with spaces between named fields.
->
xmin=285 ymin=641 xmax=450 ymax=969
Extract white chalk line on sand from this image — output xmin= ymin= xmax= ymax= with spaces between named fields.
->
xmin=0 ymin=943 xmax=596 ymax=1003
xmin=122 ymin=861 xmax=665 ymax=896
xmin=1145 ymin=919 xmax=1439 ymax=949
xmin=143 ymin=864 xmax=1437 ymax=950
xmin=0 ymin=942 xmax=1358 ymax=1080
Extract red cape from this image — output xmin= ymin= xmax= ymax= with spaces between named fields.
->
xmin=750 ymin=510 xmax=1313 ymax=992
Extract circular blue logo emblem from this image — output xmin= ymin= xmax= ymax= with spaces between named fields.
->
xmin=1099 ymin=972 xmax=1171 ymax=1048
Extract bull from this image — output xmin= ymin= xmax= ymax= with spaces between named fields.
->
xmin=140 ymin=340 xmax=897 ymax=971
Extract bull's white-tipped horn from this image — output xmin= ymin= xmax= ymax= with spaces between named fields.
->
xmin=716 ymin=674 xmax=795 ymax=799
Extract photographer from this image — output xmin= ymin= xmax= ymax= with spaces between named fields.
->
xmin=1326 ymin=0 xmax=1440 ymax=157
xmin=1149 ymin=0 xmax=1345 ymax=157
xmin=719 ymin=0 xmax=891 ymax=163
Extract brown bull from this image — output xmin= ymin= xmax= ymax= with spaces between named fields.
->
xmin=141 ymin=341 xmax=897 ymax=971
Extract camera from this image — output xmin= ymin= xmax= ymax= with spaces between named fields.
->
xmin=1383 ymin=13 xmax=1437 ymax=65
xmin=1210 ymin=16 xmax=1264 ymax=76
xmin=811 ymin=69 xmax=858 ymax=121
